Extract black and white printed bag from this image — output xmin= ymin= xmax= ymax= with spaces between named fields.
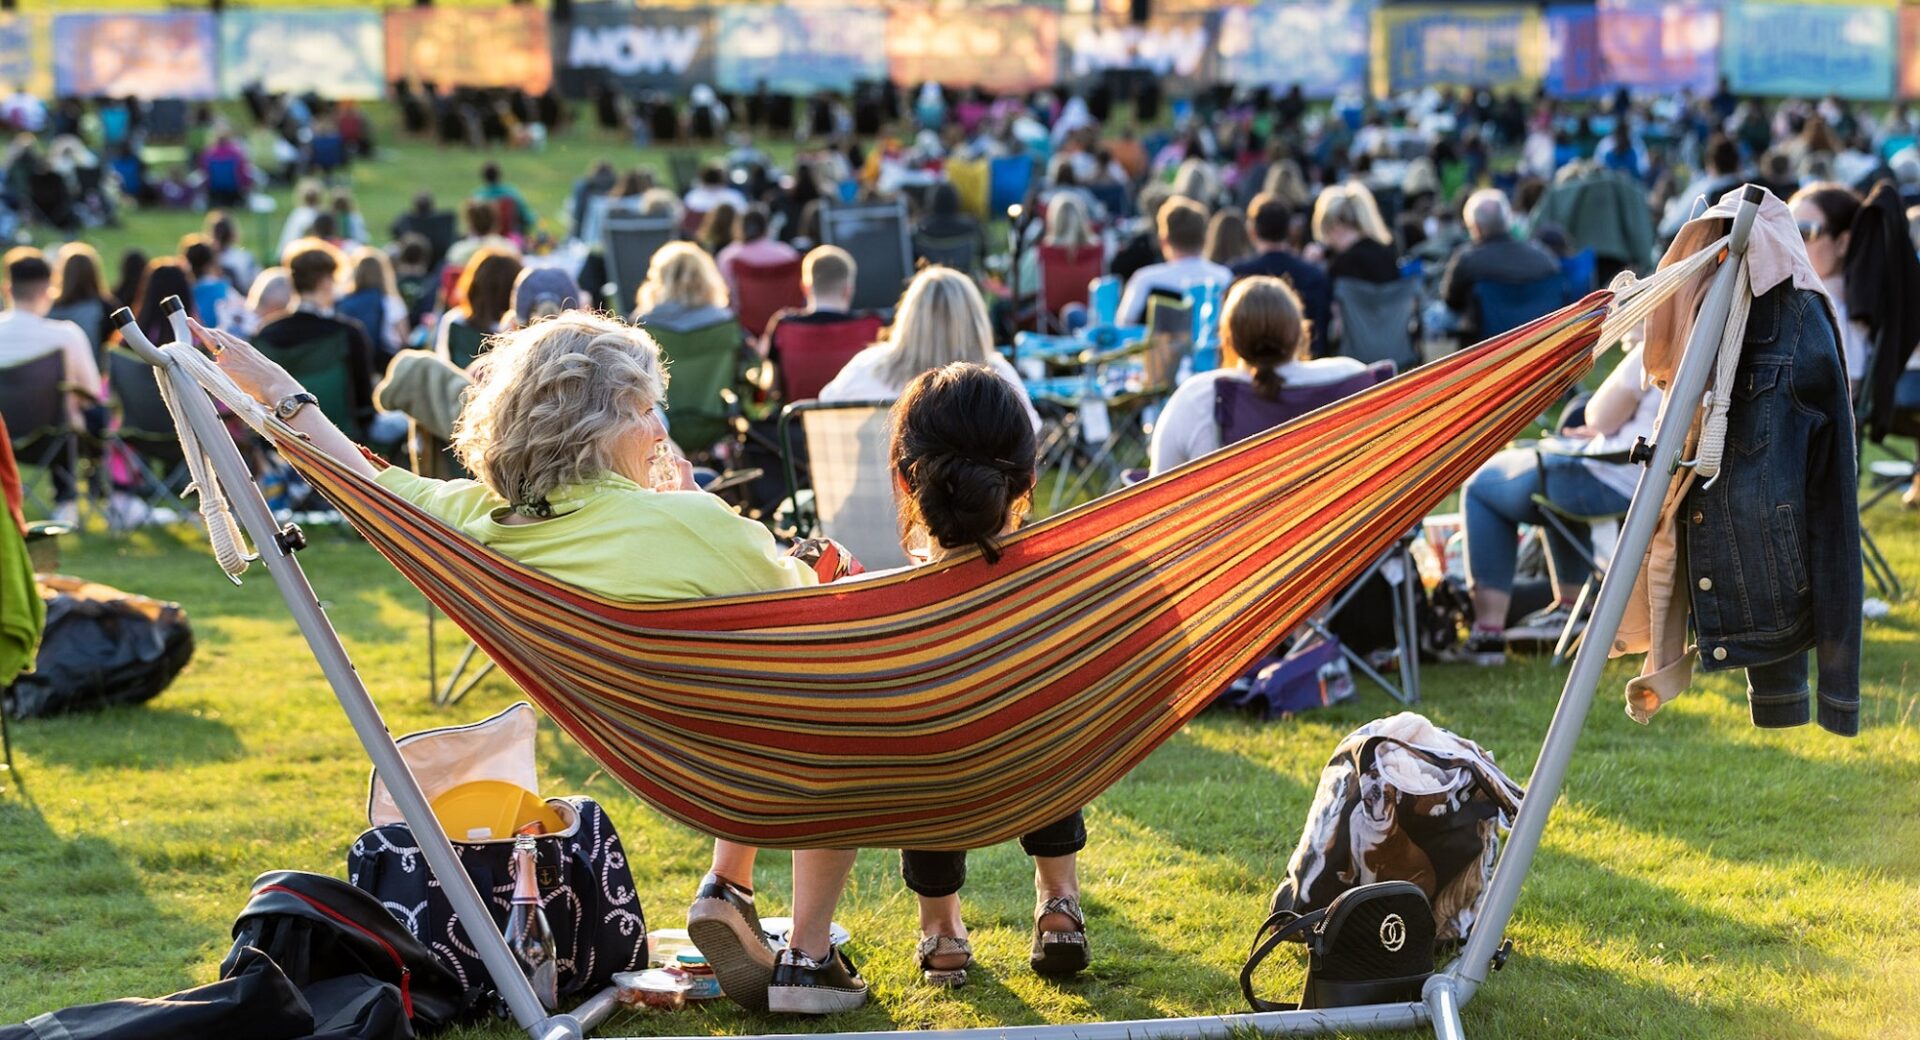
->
xmin=345 ymin=703 xmax=647 ymax=1012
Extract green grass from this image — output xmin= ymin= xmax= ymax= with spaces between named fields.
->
xmin=2 ymin=490 xmax=1918 ymax=1039
xmin=5 ymin=108 xmax=1920 ymax=1039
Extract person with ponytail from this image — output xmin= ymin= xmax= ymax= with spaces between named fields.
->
xmin=888 ymin=362 xmax=1090 ymax=988
xmin=1147 ymin=275 xmax=1366 ymax=474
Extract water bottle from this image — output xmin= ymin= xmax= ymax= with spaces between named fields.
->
xmin=505 ymin=835 xmax=559 ymax=1009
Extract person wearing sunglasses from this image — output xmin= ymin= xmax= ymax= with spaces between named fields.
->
xmin=1789 ymin=183 xmax=1867 ymax=397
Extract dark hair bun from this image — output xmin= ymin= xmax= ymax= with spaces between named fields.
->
xmin=891 ymin=363 xmax=1038 ymax=564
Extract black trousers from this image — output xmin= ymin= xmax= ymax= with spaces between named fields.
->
xmin=900 ymin=810 xmax=1087 ymax=898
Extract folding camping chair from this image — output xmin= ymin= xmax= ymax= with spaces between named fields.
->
xmin=1475 ymin=276 xmax=1566 ymax=339
xmin=1045 ymin=295 xmax=1191 ymax=510
xmin=768 ymin=313 xmax=886 ymax=404
xmin=911 ymin=232 xmax=982 ymax=278
xmin=1526 ymin=448 xmax=1633 ymax=665
xmin=732 ymin=256 xmax=806 ymax=346
xmin=1037 ymin=243 xmax=1104 ymax=333
xmin=1215 ymin=362 xmax=1420 ymax=703
xmin=644 ymin=319 xmax=748 ymax=460
xmin=1332 ymin=275 xmax=1422 ymax=371
xmin=0 ymin=352 xmax=90 ymax=518
xmin=251 ymin=331 xmax=359 ymax=438
xmin=777 ymin=399 xmax=910 ymax=572
xmin=105 ymin=347 xmax=192 ymax=529
xmin=602 ymin=214 xmax=676 ymax=319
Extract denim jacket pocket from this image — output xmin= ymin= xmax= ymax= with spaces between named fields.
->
xmin=1772 ymin=503 xmax=1809 ymax=595
xmin=1726 ymin=362 xmax=1781 ymax=456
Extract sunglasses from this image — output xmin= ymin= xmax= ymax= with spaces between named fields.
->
xmin=1797 ymin=220 xmax=1827 ymax=242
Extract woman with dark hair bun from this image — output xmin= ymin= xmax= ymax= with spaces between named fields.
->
xmin=888 ymin=362 xmax=1091 ymax=988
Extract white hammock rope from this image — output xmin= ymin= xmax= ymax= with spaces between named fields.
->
xmin=147 ymin=247 xmax=1738 ymax=583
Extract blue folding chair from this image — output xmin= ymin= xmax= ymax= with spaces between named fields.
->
xmin=1475 ymin=277 xmax=1566 ymax=339
xmin=989 ymin=155 xmax=1033 ymax=217
xmin=1560 ymin=249 xmax=1597 ymax=304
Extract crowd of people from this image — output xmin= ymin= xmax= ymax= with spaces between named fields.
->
xmin=6 ymin=73 xmax=1919 ymax=1014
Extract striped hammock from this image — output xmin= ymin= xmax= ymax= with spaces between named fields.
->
xmin=266 ymin=295 xmax=1613 ymax=849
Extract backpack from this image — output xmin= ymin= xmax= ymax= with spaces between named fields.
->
xmin=226 ymin=870 xmax=466 ymax=1032
xmin=346 ymin=704 xmax=646 ymax=1012
xmin=1270 ymin=713 xmax=1524 ymax=944
xmin=1240 ymin=880 xmax=1437 ymax=1011
xmin=1217 ymin=634 xmax=1355 ymax=719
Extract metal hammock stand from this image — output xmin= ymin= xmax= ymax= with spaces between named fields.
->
xmin=113 ymin=190 xmax=1767 ymax=1040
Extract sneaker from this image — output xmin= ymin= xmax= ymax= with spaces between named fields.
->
xmin=686 ymin=873 xmax=774 ymax=1012
xmin=1504 ymin=602 xmax=1580 ymax=644
xmin=1455 ymin=629 xmax=1507 ymax=667
xmin=768 ymin=944 xmax=868 ymax=1015
xmin=50 ymin=501 xmax=79 ymax=527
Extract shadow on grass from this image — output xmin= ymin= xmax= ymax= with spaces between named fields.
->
xmin=0 ymin=787 xmax=206 ymax=1018
xmin=6 ymin=703 xmax=243 ymax=770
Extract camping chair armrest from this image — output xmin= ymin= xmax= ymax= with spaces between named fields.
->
xmin=1536 ymin=445 xmax=1636 ymax=465
xmin=25 ymin=521 xmax=71 ymax=542
xmin=58 ymin=381 xmax=102 ymax=406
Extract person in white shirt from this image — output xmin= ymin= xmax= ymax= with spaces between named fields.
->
xmin=0 ymin=248 xmax=101 ymax=521
xmin=1148 ymin=275 xmax=1365 ymax=475
xmin=1116 ymin=196 xmax=1232 ymax=326
xmin=820 ymin=266 xmax=1040 ymax=432
xmin=683 ymin=163 xmax=749 ymax=217
xmin=276 ymin=180 xmax=326 ymax=258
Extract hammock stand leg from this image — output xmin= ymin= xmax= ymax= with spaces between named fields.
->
xmin=1421 ymin=186 xmax=1766 ymax=1039
xmin=117 ymin=303 xmax=604 ymax=1040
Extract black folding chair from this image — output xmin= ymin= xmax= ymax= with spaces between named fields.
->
xmin=0 ymin=353 xmax=90 ymax=518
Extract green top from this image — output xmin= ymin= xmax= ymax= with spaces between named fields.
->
xmin=375 ymin=467 xmax=816 ymax=603
xmin=0 ymin=517 xmax=41 ymax=682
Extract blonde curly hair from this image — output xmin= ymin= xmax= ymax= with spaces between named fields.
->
xmin=452 ymin=312 xmax=667 ymax=511
xmin=636 ymin=241 xmax=728 ymax=314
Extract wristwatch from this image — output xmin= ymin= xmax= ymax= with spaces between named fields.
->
xmin=274 ymin=391 xmax=319 ymax=421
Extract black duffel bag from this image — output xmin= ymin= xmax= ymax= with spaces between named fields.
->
xmin=4 ymin=574 xmax=192 ymax=719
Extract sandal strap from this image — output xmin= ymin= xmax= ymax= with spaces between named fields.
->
xmin=916 ymin=935 xmax=973 ymax=964
xmin=1036 ymin=895 xmax=1085 ymax=930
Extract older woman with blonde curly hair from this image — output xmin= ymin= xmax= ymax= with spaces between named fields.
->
xmin=188 ymin=311 xmax=870 ymax=1016
xmin=632 ymin=240 xmax=731 ymax=331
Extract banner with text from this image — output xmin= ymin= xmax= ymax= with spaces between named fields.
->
xmin=714 ymin=6 xmax=890 ymax=93
xmin=385 ymin=6 xmax=552 ymax=93
xmin=1543 ymin=6 xmax=1606 ymax=99
xmin=219 ymin=10 xmax=384 ymax=100
xmin=1061 ymin=11 xmax=1218 ymax=87
xmin=0 ymin=15 xmax=33 ymax=99
xmin=1371 ymin=5 xmax=1542 ymax=97
xmin=1721 ymin=2 xmax=1893 ymax=99
xmin=556 ymin=3 xmax=714 ymax=95
xmin=52 ymin=12 xmax=218 ymax=100
xmin=1216 ymin=0 xmax=1372 ymax=97
xmin=1595 ymin=0 xmax=1720 ymax=94
xmin=887 ymin=4 xmax=1060 ymax=93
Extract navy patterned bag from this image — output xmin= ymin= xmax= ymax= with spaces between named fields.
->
xmin=345 ymin=704 xmax=646 ymax=1011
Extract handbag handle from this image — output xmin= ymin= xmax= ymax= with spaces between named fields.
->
xmin=1240 ymin=906 xmax=1327 ymax=1012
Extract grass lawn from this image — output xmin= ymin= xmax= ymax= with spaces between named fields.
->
xmin=4 ymin=107 xmax=1920 ymax=1039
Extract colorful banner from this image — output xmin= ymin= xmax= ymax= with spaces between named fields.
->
xmin=1596 ymin=0 xmax=1721 ymax=94
xmin=385 ymin=7 xmax=552 ymax=93
xmin=51 ymin=12 xmax=218 ymax=100
xmin=887 ymin=4 xmax=1060 ymax=93
xmin=1061 ymin=12 xmax=1218 ymax=85
xmin=1216 ymin=1 xmax=1372 ymax=96
xmin=1721 ymin=2 xmax=1894 ymax=99
xmin=1543 ymin=6 xmax=1606 ymax=99
xmin=0 ymin=15 xmax=32 ymax=98
xmin=714 ymin=6 xmax=889 ymax=93
xmin=219 ymin=10 xmax=385 ymax=100
xmin=1371 ymin=5 xmax=1542 ymax=97
xmin=1903 ymin=6 xmax=1920 ymax=99
xmin=557 ymin=3 xmax=715 ymax=95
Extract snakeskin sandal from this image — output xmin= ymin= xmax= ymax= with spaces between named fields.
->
xmin=917 ymin=934 xmax=974 ymax=987
xmin=1030 ymin=895 xmax=1089 ymax=977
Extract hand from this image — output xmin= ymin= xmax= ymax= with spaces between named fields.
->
xmin=189 ymin=318 xmax=300 ymax=407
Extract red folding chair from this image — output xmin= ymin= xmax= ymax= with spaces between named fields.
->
xmin=734 ymin=257 xmax=806 ymax=344
xmin=769 ymin=315 xmax=886 ymax=403
xmin=1037 ymin=243 xmax=1104 ymax=332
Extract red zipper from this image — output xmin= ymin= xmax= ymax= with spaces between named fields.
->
xmin=260 ymin=885 xmax=414 ymax=1018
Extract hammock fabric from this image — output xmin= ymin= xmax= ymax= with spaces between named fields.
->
xmin=276 ymin=293 xmax=1611 ymax=850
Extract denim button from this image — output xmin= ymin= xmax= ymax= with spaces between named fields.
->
xmin=1691 ymin=511 xmax=1704 ymax=525
xmin=1697 ymin=577 xmax=1712 ymax=591
xmin=1712 ymin=646 xmax=1728 ymax=661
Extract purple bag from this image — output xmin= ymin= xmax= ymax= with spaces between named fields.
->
xmin=1221 ymin=636 xmax=1355 ymax=719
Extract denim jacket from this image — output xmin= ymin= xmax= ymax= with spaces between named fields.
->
xmin=1685 ymin=284 xmax=1862 ymax=736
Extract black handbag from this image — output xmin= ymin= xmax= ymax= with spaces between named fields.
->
xmin=1240 ymin=881 xmax=1437 ymax=1011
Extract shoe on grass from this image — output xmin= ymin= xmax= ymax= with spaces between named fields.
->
xmin=1504 ymin=602 xmax=1581 ymax=644
xmin=768 ymin=944 xmax=868 ymax=1014
xmin=1453 ymin=629 xmax=1507 ymax=666
xmin=686 ymin=872 xmax=774 ymax=1013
